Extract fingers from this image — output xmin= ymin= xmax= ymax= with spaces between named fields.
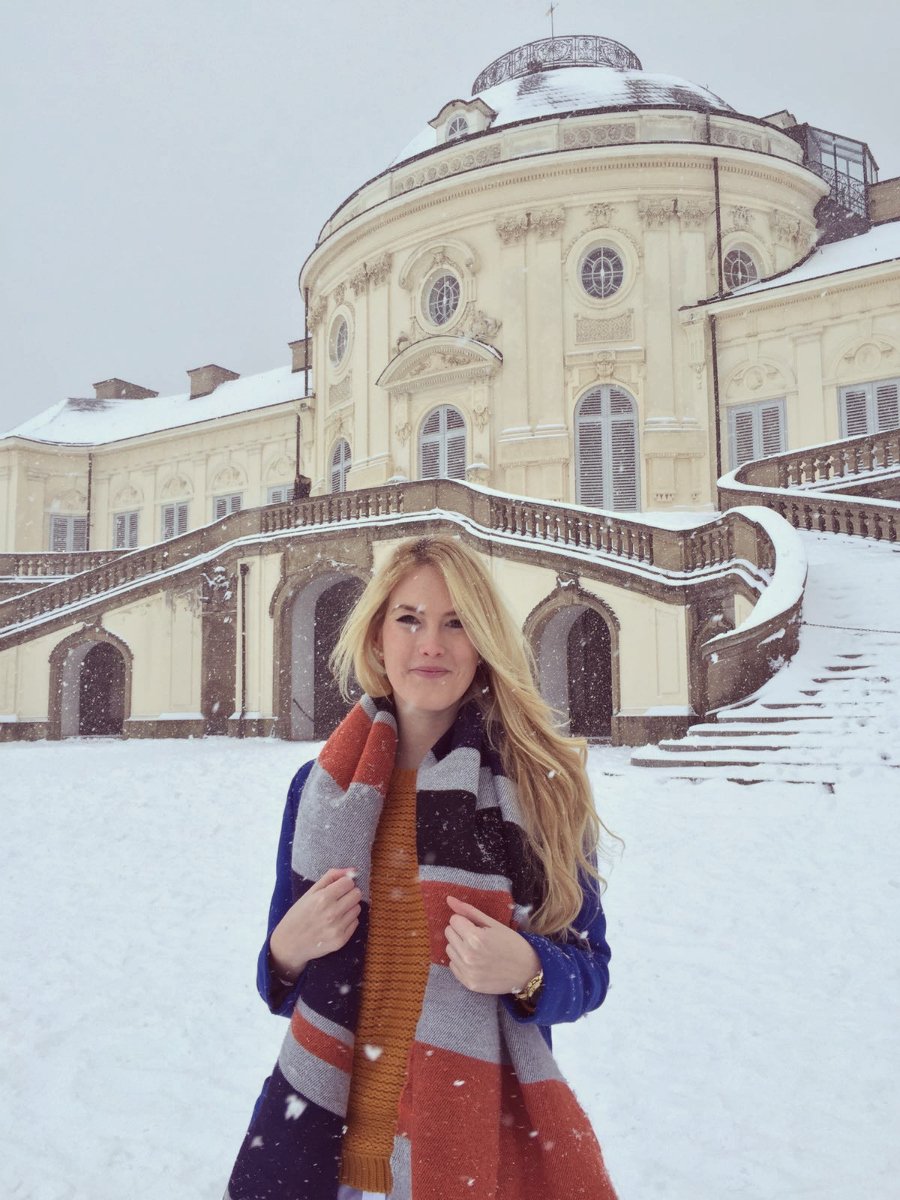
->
xmin=445 ymin=895 xmax=495 ymax=927
xmin=311 ymin=866 xmax=358 ymax=892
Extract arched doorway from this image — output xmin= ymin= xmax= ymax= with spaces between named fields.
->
xmin=289 ymin=574 xmax=365 ymax=741
xmin=52 ymin=633 xmax=131 ymax=739
xmin=78 ymin=643 xmax=126 ymax=735
xmin=536 ymin=601 xmax=615 ymax=740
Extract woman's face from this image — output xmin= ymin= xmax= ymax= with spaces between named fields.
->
xmin=375 ymin=564 xmax=480 ymax=722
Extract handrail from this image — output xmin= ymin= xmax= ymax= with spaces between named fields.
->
xmin=720 ymin=430 xmax=900 ymax=542
xmin=0 ymin=479 xmax=777 ymax=635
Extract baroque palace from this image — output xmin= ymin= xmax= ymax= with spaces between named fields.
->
xmin=1 ymin=34 xmax=898 ymax=752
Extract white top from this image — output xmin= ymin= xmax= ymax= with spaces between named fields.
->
xmin=730 ymin=219 xmax=900 ymax=296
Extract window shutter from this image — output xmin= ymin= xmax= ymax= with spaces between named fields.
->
xmin=731 ymin=408 xmax=756 ymax=467
xmin=422 ymin=410 xmax=441 ymax=436
xmin=577 ymin=418 xmax=605 ymax=506
xmin=162 ymin=505 xmax=175 ymax=540
xmin=115 ymin=514 xmax=126 ymax=549
xmin=446 ymin=431 xmax=466 ymax=479
xmin=610 ymin=418 xmax=638 ymax=509
xmin=875 ymin=380 xmax=899 ymax=431
xmin=214 ymin=497 xmax=228 ymax=520
xmin=420 ymin=438 xmax=440 ymax=479
xmin=72 ymin=517 xmax=88 ymax=552
xmin=128 ymin=511 xmax=139 ymax=547
xmin=229 ymin=494 xmax=242 ymax=514
xmin=177 ymin=503 xmax=188 ymax=536
xmin=760 ymin=403 xmax=784 ymax=457
xmin=842 ymin=387 xmax=870 ymax=438
xmin=51 ymin=516 xmax=68 ymax=553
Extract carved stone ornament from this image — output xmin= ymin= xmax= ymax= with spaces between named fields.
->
xmin=394 ymin=421 xmax=412 ymax=446
xmin=376 ymin=337 xmax=502 ymax=394
xmin=467 ymin=309 xmax=502 ymax=341
xmin=732 ymin=205 xmax=752 ymax=229
xmin=333 ymin=283 xmax=346 ymax=307
xmin=325 ymin=412 xmax=352 ymax=443
xmin=678 ymin=200 xmax=715 ymax=229
xmin=594 ymin=350 xmax=617 ymax=380
xmin=349 ymin=265 xmax=369 ymax=297
xmin=329 ymin=372 xmax=353 ymax=407
xmin=711 ymin=125 xmax=763 ymax=152
xmin=586 ymin=202 xmax=616 ymax=228
xmin=575 ymin=311 xmax=633 ymax=343
xmin=531 ymin=207 xmax=565 ymax=239
xmin=638 ymin=198 xmax=676 ymax=229
xmin=213 ymin=464 xmax=242 ymax=489
xmin=307 ymin=296 xmax=328 ymax=331
xmin=392 ymin=142 xmax=502 ymax=196
xmin=367 ymin=251 xmax=393 ymax=287
xmin=201 ymin=565 xmax=237 ymax=614
xmin=845 ymin=339 xmax=895 ymax=374
xmin=113 ymin=483 xmax=142 ymax=508
xmin=562 ymin=122 xmax=636 ymax=150
xmin=495 ymin=213 xmax=529 ymax=245
xmin=772 ymin=209 xmax=802 ymax=246
xmin=472 ymin=401 xmax=491 ymax=432
xmin=727 ymin=362 xmax=783 ymax=397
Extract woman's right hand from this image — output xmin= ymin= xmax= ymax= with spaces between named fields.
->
xmin=269 ymin=867 xmax=362 ymax=983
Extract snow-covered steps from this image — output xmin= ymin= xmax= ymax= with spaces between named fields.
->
xmin=630 ymin=531 xmax=900 ymax=784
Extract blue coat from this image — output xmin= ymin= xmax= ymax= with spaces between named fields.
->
xmin=256 ymin=760 xmax=611 ymax=1047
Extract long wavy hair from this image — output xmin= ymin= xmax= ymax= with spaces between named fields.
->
xmin=330 ymin=534 xmax=618 ymax=937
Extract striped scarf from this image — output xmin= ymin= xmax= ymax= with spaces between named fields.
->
xmin=226 ymin=694 xmax=617 ymax=1200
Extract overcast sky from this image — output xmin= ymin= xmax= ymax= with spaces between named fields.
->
xmin=2 ymin=0 xmax=896 ymax=435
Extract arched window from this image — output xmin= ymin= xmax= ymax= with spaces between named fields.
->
xmin=723 ymin=248 xmax=759 ymax=290
xmin=419 ymin=405 xmax=467 ymax=480
xmin=447 ymin=114 xmax=469 ymax=141
xmin=330 ymin=439 xmax=351 ymax=493
xmin=575 ymin=386 xmax=640 ymax=511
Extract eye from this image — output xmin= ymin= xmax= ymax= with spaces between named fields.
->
xmin=446 ymin=618 xmax=464 ymax=629
xmin=397 ymin=614 xmax=419 ymax=624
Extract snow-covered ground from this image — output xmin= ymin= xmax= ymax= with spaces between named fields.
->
xmin=2 ymin=531 xmax=899 ymax=1199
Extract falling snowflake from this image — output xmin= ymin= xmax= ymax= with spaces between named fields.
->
xmin=528 ymin=1130 xmax=539 ymax=1138
xmin=453 ymin=1079 xmax=465 ymax=1087
xmin=285 ymin=1094 xmax=307 ymax=1120
xmin=250 ymin=1136 xmax=264 ymax=1149
xmin=339 ymin=984 xmax=351 ymax=995
xmin=363 ymin=1044 xmax=383 ymax=1061
xmin=547 ymin=769 xmax=556 ymax=778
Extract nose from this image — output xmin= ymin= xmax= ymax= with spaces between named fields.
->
xmin=415 ymin=625 xmax=446 ymax=658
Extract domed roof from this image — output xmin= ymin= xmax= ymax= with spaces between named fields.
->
xmin=391 ymin=35 xmax=734 ymax=166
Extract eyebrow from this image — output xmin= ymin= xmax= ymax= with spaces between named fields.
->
xmin=391 ymin=603 xmax=458 ymax=616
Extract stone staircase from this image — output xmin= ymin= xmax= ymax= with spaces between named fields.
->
xmin=631 ymin=531 xmax=900 ymax=785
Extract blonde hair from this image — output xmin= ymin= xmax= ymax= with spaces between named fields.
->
xmin=330 ymin=534 xmax=618 ymax=937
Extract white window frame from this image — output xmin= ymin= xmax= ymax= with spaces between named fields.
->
xmin=423 ymin=272 xmax=461 ymax=327
xmin=727 ymin=398 xmax=786 ymax=469
xmin=114 ymin=510 xmax=139 ymax=549
xmin=574 ymin=386 xmax=640 ymax=512
xmin=446 ymin=114 xmax=469 ymax=141
xmin=49 ymin=514 xmax=88 ymax=552
xmin=723 ymin=247 xmax=760 ymax=291
xmin=213 ymin=493 xmax=242 ymax=520
xmin=418 ymin=405 xmax=467 ymax=480
xmin=580 ymin=245 xmax=625 ymax=300
xmin=839 ymin=378 xmax=900 ymax=438
xmin=161 ymin=502 xmax=189 ymax=541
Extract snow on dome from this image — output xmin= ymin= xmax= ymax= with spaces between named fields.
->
xmin=390 ymin=36 xmax=733 ymax=167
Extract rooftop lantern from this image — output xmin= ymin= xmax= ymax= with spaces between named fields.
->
xmin=471 ymin=34 xmax=642 ymax=94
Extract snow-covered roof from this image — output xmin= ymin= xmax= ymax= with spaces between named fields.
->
xmin=3 ymin=366 xmax=310 ymax=448
xmin=730 ymin=219 xmax=900 ymax=297
xmin=391 ymin=65 xmax=733 ymax=166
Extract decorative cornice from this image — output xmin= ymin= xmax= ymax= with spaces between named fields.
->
xmin=392 ymin=143 xmax=503 ymax=197
xmin=711 ymin=125 xmax=763 ymax=153
xmin=367 ymin=251 xmax=393 ymax=287
xmin=307 ymin=296 xmax=328 ymax=331
xmin=531 ymin=206 xmax=566 ymax=239
xmin=494 ymin=213 xmax=529 ymax=245
xmin=349 ymin=265 xmax=369 ymax=297
xmin=562 ymin=122 xmax=636 ymax=150
xmin=678 ymin=199 xmax=715 ymax=228
xmin=377 ymin=335 xmax=502 ymax=394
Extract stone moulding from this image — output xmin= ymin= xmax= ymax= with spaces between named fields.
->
xmin=562 ymin=122 xmax=637 ymax=150
xmin=392 ymin=143 xmax=503 ymax=196
xmin=376 ymin=335 xmax=502 ymax=394
xmin=328 ymin=372 xmax=353 ymax=407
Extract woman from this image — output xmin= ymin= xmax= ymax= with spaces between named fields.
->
xmin=226 ymin=535 xmax=619 ymax=1200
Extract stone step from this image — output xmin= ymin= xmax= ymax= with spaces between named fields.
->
xmin=655 ymin=737 xmax=833 ymax=753
xmin=631 ymin=746 xmax=888 ymax=770
xmin=689 ymin=723 xmax=833 ymax=737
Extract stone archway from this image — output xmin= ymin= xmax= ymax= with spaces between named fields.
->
xmin=50 ymin=629 xmax=133 ymax=739
xmin=287 ymin=573 xmax=366 ymax=741
xmin=528 ymin=589 xmax=619 ymax=741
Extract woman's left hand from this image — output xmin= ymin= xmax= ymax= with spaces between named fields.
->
xmin=445 ymin=895 xmax=542 ymax=995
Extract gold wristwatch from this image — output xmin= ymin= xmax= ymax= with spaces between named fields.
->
xmin=510 ymin=968 xmax=544 ymax=1006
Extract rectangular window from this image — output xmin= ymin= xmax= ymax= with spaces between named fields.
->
xmin=161 ymin=502 xmax=189 ymax=541
xmin=840 ymin=378 xmax=900 ymax=438
xmin=728 ymin=399 xmax=786 ymax=469
xmin=49 ymin=515 xmax=88 ymax=552
xmin=267 ymin=485 xmax=292 ymax=504
xmin=114 ymin=511 xmax=139 ymax=549
xmin=213 ymin=493 xmax=243 ymax=520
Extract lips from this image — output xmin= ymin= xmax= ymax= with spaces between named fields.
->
xmin=410 ymin=667 xmax=449 ymax=677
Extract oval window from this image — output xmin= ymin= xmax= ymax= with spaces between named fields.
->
xmin=426 ymin=273 xmax=461 ymax=326
xmin=580 ymin=246 xmax=625 ymax=300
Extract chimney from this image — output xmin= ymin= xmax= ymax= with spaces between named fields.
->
xmin=186 ymin=364 xmax=240 ymax=399
xmin=288 ymin=337 xmax=312 ymax=373
xmin=93 ymin=377 xmax=159 ymax=400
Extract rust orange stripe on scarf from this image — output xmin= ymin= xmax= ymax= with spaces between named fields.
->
xmin=420 ymin=881 xmax=515 ymax=967
xmin=319 ymin=703 xmax=397 ymax=793
xmin=290 ymin=1009 xmax=352 ymax=1074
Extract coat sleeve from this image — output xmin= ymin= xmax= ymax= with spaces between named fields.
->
xmin=500 ymin=867 xmax=611 ymax=1028
xmin=255 ymin=760 xmax=315 ymax=1017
